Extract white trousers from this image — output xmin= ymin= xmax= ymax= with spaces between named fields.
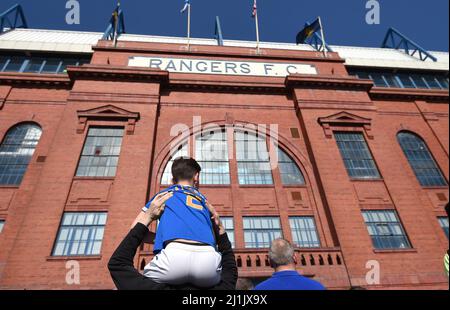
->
xmin=144 ymin=242 xmax=222 ymax=288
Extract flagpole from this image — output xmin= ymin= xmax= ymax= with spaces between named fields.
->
xmin=253 ymin=0 xmax=260 ymax=54
xmin=187 ymin=3 xmax=191 ymax=51
xmin=254 ymin=2 xmax=260 ymax=54
xmin=113 ymin=1 xmax=120 ymax=47
xmin=114 ymin=12 xmax=119 ymax=47
xmin=318 ymin=16 xmax=327 ymax=57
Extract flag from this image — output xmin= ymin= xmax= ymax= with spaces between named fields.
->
xmin=296 ymin=18 xmax=321 ymax=44
xmin=111 ymin=1 xmax=120 ymax=24
xmin=181 ymin=0 xmax=190 ymax=13
xmin=252 ymin=0 xmax=257 ymax=18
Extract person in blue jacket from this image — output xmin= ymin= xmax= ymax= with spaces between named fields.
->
xmin=142 ymin=157 xmax=222 ymax=288
xmin=254 ymin=239 xmax=326 ymax=290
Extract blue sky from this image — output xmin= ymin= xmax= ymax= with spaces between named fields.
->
xmin=1 ymin=0 xmax=449 ymax=51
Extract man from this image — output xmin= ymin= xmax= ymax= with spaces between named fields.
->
xmin=254 ymin=239 xmax=325 ymax=290
xmin=108 ymin=191 xmax=237 ymax=290
xmin=142 ymin=157 xmax=223 ymax=287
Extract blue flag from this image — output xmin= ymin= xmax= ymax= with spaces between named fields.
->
xmin=296 ymin=18 xmax=321 ymax=44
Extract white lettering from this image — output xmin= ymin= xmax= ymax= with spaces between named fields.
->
xmin=129 ymin=56 xmax=317 ymax=77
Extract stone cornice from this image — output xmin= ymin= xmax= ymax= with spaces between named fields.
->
xmin=369 ymin=87 xmax=449 ymax=103
xmin=67 ymin=64 xmax=169 ymax=84
xmin=94 ymin=41 xmax=346 ymax=64
xmin=286 ymin=74 xmax=374 ymax=91
xmin=0 ymin=72 xmax=71 ymax=88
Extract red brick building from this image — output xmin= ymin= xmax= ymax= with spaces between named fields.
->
xmin=0 ymin=28 xmax=448 ymax=290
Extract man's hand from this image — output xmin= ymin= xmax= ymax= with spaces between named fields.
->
xmin=131 ymin=192 xmax=173 ymax=228
xmin=206 ymin=201 xmax=226 ymax=236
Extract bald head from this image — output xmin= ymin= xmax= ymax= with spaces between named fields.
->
xmin=269 ymin=238 xmax=295 ymax=268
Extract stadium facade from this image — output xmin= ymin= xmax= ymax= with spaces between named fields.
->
xmin=0 ymin=26 xmax=448 ymax=290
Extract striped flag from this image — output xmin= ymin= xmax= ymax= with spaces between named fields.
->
xmin=252 ymin=0 xmax=257 ymax=18
xmin=181 ymin=0 xmax=190 ymax=13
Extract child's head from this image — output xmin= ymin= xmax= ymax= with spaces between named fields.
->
xmin=171 ymin=157 xmax=202 ymax=186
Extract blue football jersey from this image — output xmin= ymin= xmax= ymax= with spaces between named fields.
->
xmin=143 ymin=185 xmax=216 ymax=253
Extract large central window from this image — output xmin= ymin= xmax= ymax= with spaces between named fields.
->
xmin=161 ymin=129 xmax=305 ymax=186
xmin=235 ymin=131 xmax=273 ymax=185
xmin=196 ymin=130 xmax=230 ymax=185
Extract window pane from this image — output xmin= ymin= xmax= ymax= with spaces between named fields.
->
xmin=76 ymin=128 xmax=124 ymax=177
xmin=196 ymin=130 xmax=230 ymax=185
xmin=23 ymin=58 xmax=44 ymax=73
xmin=289 ymin=217 xmax=320 ymax=248
xmin=0 ymin=124 xmax=42 ymax=185
xmin=438 ymin=217 xmax=449 ymax=239
xmin=423 ymin=75 xmax=442 ymax=89
xmin=221 ymin=217 xmax=235 ymax=248
xmin=235 ymin=131 xmax=273 ymax=185
xmin=410 ymin=75 xmax=429 ymax=89
xmin=334 ymin=132 xmax=380 ymax=179
xmin=0 ymin=220 xmax=4 ymax=233
xmin=398 ymin=74 xmax=416 ymax=88
xmin=0 ymin=56 xmax=8 ymax=71
xmin=41 ymin=59 xmax=62 ymax=74
xmin=370 ymin=73 xmax=388 ymax=87
xmin=243 ymin=217 xmax=282 ymax=248
xmin=278 ymin=148 xmax=305 ymax=185
xmin=362 ymin=210 xmax=411 ymax=249
xmin=52 ymin=212 xmax=108 ymax=256
xmin=3 ymin=56 xmax=25 ymax=72
xmin=397 ymin=132 xmax=447 ymax=187
xmin=436 ymin=77 xmax=449 ymax=89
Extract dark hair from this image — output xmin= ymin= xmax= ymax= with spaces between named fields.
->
xmin=171 ymin=157 xmax=202 ymax=183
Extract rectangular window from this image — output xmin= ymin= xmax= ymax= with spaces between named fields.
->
xmin=235 ymin=132 xmax=273 ymax=185
xmin=23 ymin=58 xmax=45 ymax=73
xmin=410 ymin=75 xmax=429 ymax=89
xmin=195 ymin=130 xmax=230 ymax=185
xmin=221 ymin=217 xmax=235 ymax=248
xmin=423 ymin=75 xmax=442 ymax=89
xmin=0 ymin=56 xmax=7 ymax=71
xmin=334 ymin=132 xmax=380 ymax=179
xmin=362 ymin=210 xmax=411 ymax=249
xmin=76 ymin=128 xmax=124 ymax=177
xmin=436 ymin=77 xmax=449 ymax=89
xmin=383 ymin=73 xmax=401 ymax=88
xmin=52 ymin=212 xmax=107 ymax=256
xmin=289 ymin=217 xmax=320 ymax=248
xmin=398 ymin=74 xmax=416 ymax=88
xmin=243 ymin=217 xmax=282 ymax=248
xmin=41 ymin=59 xmax=63 ymax=74
xmin=438 ymin=217 xmax=449 ymax=239
xmin=370 ymin=73 xmax=388 ymax=87
xmin=3 ymin=56 xmax=25 ymax=72
xmin=0 ymin=220 xmax=4 ymax=233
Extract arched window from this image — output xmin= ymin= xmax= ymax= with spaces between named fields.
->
xmin=397 ymin=132 xmax=447 ymax=187
xmin=278 ymin=148 xmax=305 ymax=185
xmin=160 ymin=128 xmax=306 ymax=187
xmin=0 ymin=123 xmax=42 ymax=185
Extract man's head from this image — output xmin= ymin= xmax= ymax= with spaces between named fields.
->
xmin=269 ymin=238 xmax=297 ymax=270
xmin=171 ymin=157 xmax=202 ymax=186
